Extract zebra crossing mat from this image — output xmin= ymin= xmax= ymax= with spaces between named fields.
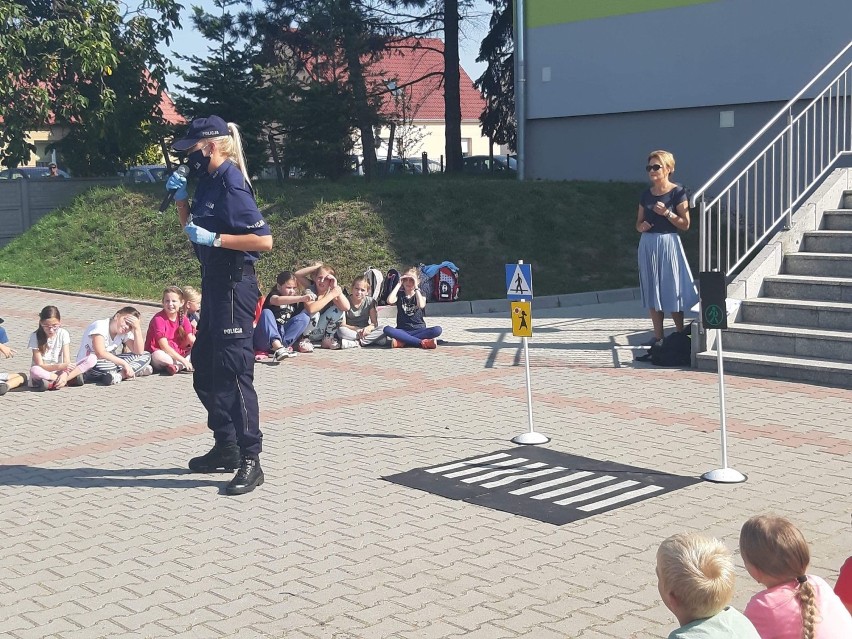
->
xmin=383 ymin=447 xmax=700 ymax=525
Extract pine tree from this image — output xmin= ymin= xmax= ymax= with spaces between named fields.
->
xmin=475 ymin=0 xmax=515 ymax=151
xmin=173 ymin=0 xmax=267 ymax=175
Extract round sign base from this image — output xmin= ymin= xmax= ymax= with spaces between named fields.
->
xmin=511 ymin=431 xmax=550 ymax=445
xmin=701 ymin=468 xmax=747 ymax=484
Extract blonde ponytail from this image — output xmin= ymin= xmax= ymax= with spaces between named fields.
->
xmin=212 ymin=122 xmax=251 ymax=187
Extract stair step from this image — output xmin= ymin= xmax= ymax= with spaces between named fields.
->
xmin=783 ymin=252 xmax=852 ymax=277
xmin=823 ymin=209 xmax=852 ymax=230
xmin=763 ymin=274 xmax=852 ymax=302
xmin=801 ymin=230 xmax=852 ymax=253
xmin=740 ymin=297 xmax=852 ymax=330
xmin=842 ymin=190 xmax=852 ymax=208
xmin=719 ymin=323 xmax=852 ymax=361
xmin=695 ymin=350 xmax=852 ymax=387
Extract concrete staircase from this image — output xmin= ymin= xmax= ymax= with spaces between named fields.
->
xmin=696 ymin=190 xmax=852 ymax=387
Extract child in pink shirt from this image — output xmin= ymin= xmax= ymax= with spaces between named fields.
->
xmin=740 ymin=515 xmax=852 ymax=639
xmin=145 ymin=286 xmax=195 ymax=375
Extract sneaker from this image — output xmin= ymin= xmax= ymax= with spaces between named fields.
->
xmin=273 ymin=346 xmax=291 ymax=361
xmin=391 ymin=338 xmax=404 ymax=348
xmin=188 ymin=443 xmax=241 ymax=473
xmin=0 ymin=382 xmax=8 ymax=396
xmin=296 ymin=338 xmax=314 ymax=353
xmin=68 ymin=374 xmax=84 ymax=387
xmin=225 ymin=456 xmax=264 ymax=495
xmin=165 ymin=364 xmax=179 ymax=376
xmin=421 ymin=338 xmax=438 ymax=349
xmin=99 ymin=371 xmax=122 ymax=386
xmin=339 ymin=339 xmax=359 ymax=349
xmin=137 ymin=364 xmax=154 ymax=377
xmin=321 ymin=336 xmax=340 ymax=350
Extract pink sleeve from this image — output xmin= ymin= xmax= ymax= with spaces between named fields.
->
xmin=145 ymin=314 xmax=168 ymax=352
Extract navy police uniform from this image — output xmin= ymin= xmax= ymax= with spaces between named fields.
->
xmin=189 ymin=160 xmax=270 ymax=457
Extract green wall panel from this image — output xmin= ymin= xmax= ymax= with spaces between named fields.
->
xmin=527 ymin=0 xmax=719 ymax=28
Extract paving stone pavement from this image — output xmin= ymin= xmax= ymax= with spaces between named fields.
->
xmin=1 ymin=286 xmax=850 ymax=639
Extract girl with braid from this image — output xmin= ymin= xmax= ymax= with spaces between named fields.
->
xmin=740 ymin=515 xmax=852 ymax=639
xmin=145 ymin=287 xmax=195 ymax=375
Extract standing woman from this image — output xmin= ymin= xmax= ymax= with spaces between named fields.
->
xmin=168 ymin=116 xmax=273 ymax=495
xmin=636 ymin=150 xmax=698 ymax=346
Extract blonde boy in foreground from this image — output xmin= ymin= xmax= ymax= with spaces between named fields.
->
xmin=656 ymin=533 xmax=759 ymax=638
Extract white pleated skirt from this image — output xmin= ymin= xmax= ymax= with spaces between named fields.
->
xmin=638 ymin=233 xmax=699 ymax=313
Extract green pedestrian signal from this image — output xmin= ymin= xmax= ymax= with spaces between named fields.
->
xmin=704 ymin=304 xmax=724 ymax=327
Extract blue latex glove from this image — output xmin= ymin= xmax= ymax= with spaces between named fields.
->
xmin=166 ymin=172 xmax=188 ymax=201
xmin=184 ymin=223 xmax=216 ymax=247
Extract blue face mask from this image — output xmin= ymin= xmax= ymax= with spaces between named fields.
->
xmin=186 ymin=143 xmax=211 ymax=175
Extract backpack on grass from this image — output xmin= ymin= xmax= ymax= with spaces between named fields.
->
xmin=364 ymin=267 xmax=384 ymax=300
xmin=376 ymin=268 xmax=400 ymax=305
xmin=433 ymin=266 xmax=459 ymax=302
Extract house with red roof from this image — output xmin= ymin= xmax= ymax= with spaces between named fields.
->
xmin=363 ymin=38 xmax=491 ymax=165
xmin=5 ymin=84 xmax=184 ymax=169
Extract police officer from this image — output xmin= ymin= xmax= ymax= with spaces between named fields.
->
xmin=168 ymin=116 xmax=272 ymax=495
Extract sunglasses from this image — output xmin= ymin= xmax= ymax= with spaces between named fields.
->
xmin=646 ymin=164 xmax=663 ymax=172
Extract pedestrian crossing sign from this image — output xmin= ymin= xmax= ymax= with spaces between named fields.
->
xmin=506 ymin=263 xmax=533 ymax=300
xmin=511 ymin=301 xmax=532 ymax=337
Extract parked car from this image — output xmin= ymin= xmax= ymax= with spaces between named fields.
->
xmin=376 ymin=158 xmax=422 ymax=175
xmin=0 ymin=166 xmax=70 ymax=179
xmin=462 ymin=155 xmax=517 ymax=175
xmin=124 ymin=165 xmax=169 ymax=184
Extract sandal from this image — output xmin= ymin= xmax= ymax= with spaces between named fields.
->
xmin=49 ymin=371 xmax=68 ymax=390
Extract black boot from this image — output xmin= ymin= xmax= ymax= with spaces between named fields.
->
xmin=225 ymin=456 xmax=264 ymax=495
xmin=188 ymin=443 xmax=240 ymax=473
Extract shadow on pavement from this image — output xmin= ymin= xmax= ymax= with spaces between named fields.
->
xmin=316 ymin=431 xmax=505 ymax=441
xmin=0 ymin=465 xmax=223 ymax=488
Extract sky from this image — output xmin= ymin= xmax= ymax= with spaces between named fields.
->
xmin=161 ymin=0 xmax=495 ymax=95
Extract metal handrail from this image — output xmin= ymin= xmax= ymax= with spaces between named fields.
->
xmin=692 ymin=39 xmax=852 ymax=276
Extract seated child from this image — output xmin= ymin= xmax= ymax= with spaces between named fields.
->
xmin=382 ymin=267 xmax=442 ymax=349
xmin=182 ymin=285 xmax=202 ymax=332
xmin=337 ymin=275 xmax=387 ymax=347
xmin=79 ymin=306 xmax=153 ymax=385
xmin=656 ymin=532 xmax=759 ymax=638
xmin=0 ymin=341 xmax=27 ymax=396
xmin=294 ymin=262 xmax=350 ymax=351
xmin=28 ymin=305 xmax=95 ymax=389
xmin=253 ymin=270 xmax=312 ymax=360
xmin=145 ymin=287 xmax=195 ymax=375
xmin=740 ymin=514 xmax=852 ymax=638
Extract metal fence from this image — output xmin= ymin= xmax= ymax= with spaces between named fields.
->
xmin=0 ymin=177 xmax=122 ymax=248
xmin=691 ymin=40 xmax=852 ymax=276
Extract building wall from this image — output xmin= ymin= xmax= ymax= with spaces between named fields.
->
xmin=373 ymin=121 xmax=493 ymax=166
xmin=526 ymin=101 xmax=786 ymax=189
xmin=522 ymin=0 xmax=852 ymax=183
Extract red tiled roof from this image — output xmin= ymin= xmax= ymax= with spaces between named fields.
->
xmin=368 ymin=38 xmax=485 ymax=122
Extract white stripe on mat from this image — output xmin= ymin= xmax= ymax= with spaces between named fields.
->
xmin=578 ymin=485 xmax=664 ymax=511
xmin=531 ymin=475 xmax=616 ymax=500
xmin=461 ymin=462 xmax=547 ymax=484
xmin=554 ymin=480 xmax=638 ymax=506
xmin=509 ymin=471 xmax=594 ymax=495
xmin=425 ymin=453 xmax=512 ymax=474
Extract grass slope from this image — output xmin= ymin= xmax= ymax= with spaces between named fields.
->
xmin=0 ymin=175 xmax=699 ymax=302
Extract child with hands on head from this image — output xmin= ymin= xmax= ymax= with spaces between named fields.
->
xmin=337 ymin=275 xmax=386 ymax=347
xmin=254 ymin=270 xmax=313 ymax=360
xmin=656 ymin=532 xmax=759 ymax=639
xmin=145 ymin=287 xmax=195 ymax=375
xmin=79 ymin=307 xmax=153 ymax=386
xmin=740 ymin=514 xmax=852 ymax=639
xmin=383 ymin=267 xmax=442 ymax=349
xmin=294 ymin=262 xmax=351 ymax=351
xmin=28 ymin=306 xmax=95 ymax=390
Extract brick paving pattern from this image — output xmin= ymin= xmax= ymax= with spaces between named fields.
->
xmin=1 ymin=286 xmax=850 ymax=638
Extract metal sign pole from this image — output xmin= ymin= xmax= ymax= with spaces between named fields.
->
xmin=510 ymin=259 xmax=548 ymax=445
xmin=701 ymin=328 xmax=746 ymax=483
